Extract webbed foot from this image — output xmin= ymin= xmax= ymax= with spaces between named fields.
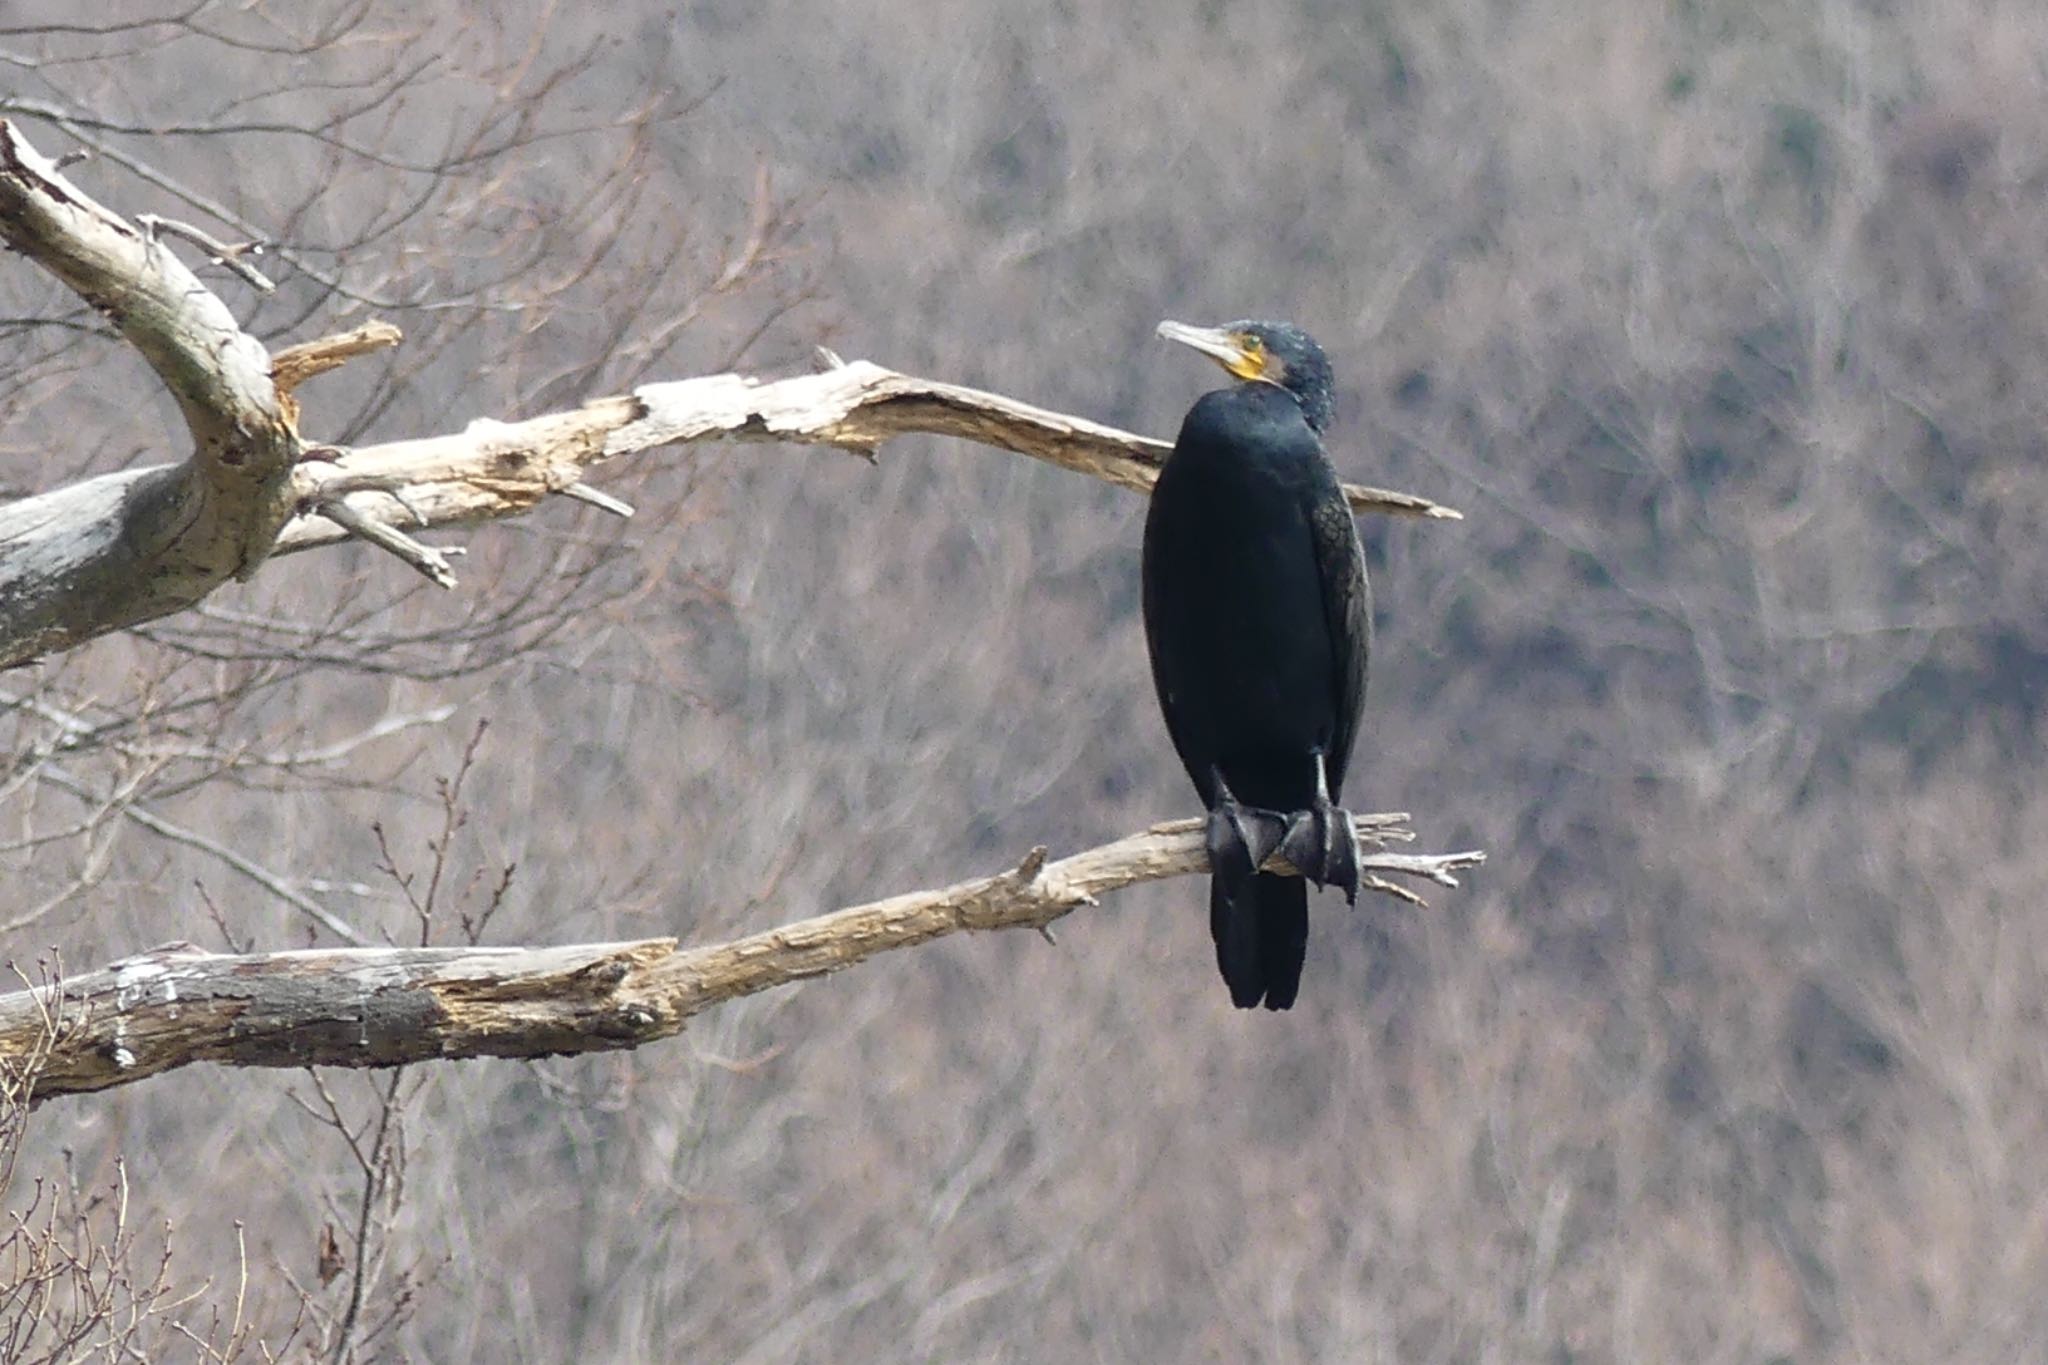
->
xmin=1205 ymin=776 xmax=1287 ymax=883
xmin=1277 ymin=751 xmax=1362 ymax=903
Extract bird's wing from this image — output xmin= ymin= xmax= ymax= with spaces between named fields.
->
xmin=1141 ymin=471 xmax=1217 ymax=806
xmin=1308 ymin=473 xmax=1372 ymax=797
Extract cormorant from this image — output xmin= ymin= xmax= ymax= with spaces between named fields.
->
xmin=1142 ymin=319 xmax=1371 ymax=1010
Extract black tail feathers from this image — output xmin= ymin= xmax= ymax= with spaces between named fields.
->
xmin=1210 ymin=870 xmax=1308 ymax=1010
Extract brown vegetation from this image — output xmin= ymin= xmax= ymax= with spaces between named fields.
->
xmin=6 ymin=0 xmax=2048 ymax=1360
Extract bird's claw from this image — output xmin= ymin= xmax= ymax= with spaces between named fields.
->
xmin=1280 ymin=798 xmax=1362 ymax=904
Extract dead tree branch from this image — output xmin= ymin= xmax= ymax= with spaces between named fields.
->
xmin=0 ymin=118 xmax=300 ymax=662
xmin=272 ymin=359 xmax=1462 ymax=564
xmin=0 ymin=115 xmax=1460 ymax=668
xmin=1 ymin=814 xmax=1483 ymax=1105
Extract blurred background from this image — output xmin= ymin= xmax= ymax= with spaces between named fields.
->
xmin=5 ymin=1 xmax=2047 ymax=1359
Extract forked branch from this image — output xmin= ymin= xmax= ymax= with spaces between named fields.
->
xmin=1 ymin=115 xmax=1460 ymax=667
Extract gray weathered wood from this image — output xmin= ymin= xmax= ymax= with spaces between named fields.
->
xmin=1 ymin=120 xmax=1462 ymax=668
xmin=0 ymin=815 xmax=1484 ymax=1104
xmin=0 ymin=119 xmax=299 ymax=665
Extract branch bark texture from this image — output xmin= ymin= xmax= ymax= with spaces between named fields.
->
xmin=1 ymin=815 xmax=1484 ymax=1104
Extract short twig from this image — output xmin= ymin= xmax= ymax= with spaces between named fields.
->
xmin=38 ymin=762 xmax=367 ymax=945
xmin=560 ymin=482 xmax=635 ymax=518
xmin=317 ymin=500 xmax=462 ymax=589
xmin=272 ymin=321 xmax=403 ymax=395
xmin=135 ymin=212 xmax=275 ymax=293
xmin=1357 ymin=848 xmax=1486 ymax=888
xmin=1358 ymin=872 xmax=1429 ymax=907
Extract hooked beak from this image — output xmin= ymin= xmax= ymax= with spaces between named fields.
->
xmin=1156 ymin=320 xmax=1264 ymax=382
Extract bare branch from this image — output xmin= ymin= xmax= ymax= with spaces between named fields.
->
xmin=3 ymin=342 xmax=1457 ymax=667
xmin=313 ymin=499 xmax=462 ymax=589
xmin=0 ymin=121 xmax=284 ymax=459
xmin=33 ymin=763 xmax=369 ymax=944
xmin=0 ymin=119 xmax=1459 ymax=668
xmin=133 ymin=212 xmax=275 ymax=293
xmin=559 ymin=482 xmax=635 ymax=518
xmin=1 ymin=814 xmax=1483 ymax=1104
xmin=0 ymin=116 xmax=300 ymax=660
xmin=266 ymin=357 xmax=1462 ymax=567
xmin=2 ymin=350 xmax=1461 ymax=665
xmin=609 ymin=361 xmax=1463 ymax=520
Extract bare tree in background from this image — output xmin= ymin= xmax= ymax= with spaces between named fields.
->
xmin=14 ymin=2 xmax=2048 ymax=1362
xmin=0 ymin=7 xmax=813 ymax=1357
xmin=0 ymin=6 xmax=1485 ymax=1360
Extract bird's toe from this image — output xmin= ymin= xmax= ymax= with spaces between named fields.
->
xmin=1278 ymin=800 xmax=1363 ymax=902
xmin=1327 ymin=805 xmax=1363 ymax=905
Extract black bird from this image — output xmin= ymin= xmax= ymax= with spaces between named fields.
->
xmin=1142 ymin=319 xmax=1371 ymax=1010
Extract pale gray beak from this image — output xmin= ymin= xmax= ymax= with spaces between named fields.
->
xmin=1155 ymin=319 xmax=1247 ymax=371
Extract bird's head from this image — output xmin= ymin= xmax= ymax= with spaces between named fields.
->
xmin=1156 ymin=318 xmax=1335 ymax=435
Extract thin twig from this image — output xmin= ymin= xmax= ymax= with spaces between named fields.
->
xmin=328 ymin=1071 xmax=404 ymax=1365
xmin=135 ymin=213 xmax=275 ymax=293
xmin=559 ymin=482 xmax=635 ymax=518
xmin=36 ymin=764 xmax=367 ymax=945
xmin=316 ymin=501 xmax=462 ymax=589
